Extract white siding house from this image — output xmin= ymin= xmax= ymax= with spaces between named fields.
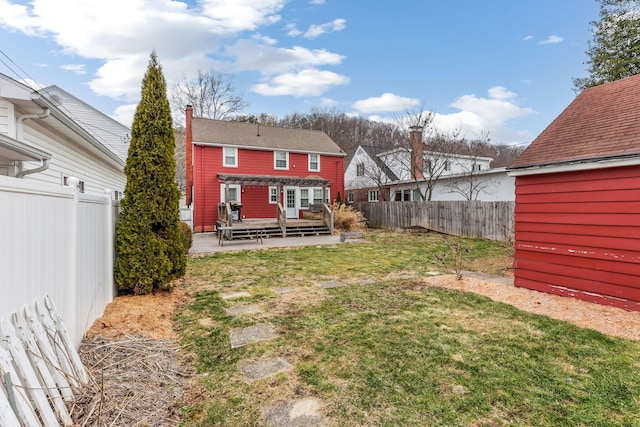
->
xmin=0 ymin=74 xmax=128 ymax=196
xmin=345 ymin=143 xmax=508 ymax=203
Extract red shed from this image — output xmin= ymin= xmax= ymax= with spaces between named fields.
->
xmin=185 ymin=107 xmax=346 ymax=233
xmin=508 ymin=75 xmax=640 ymax=311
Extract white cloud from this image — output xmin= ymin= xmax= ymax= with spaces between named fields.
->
xmin=303 ymin=18 xmax=346 ymax=38
xmin=523 ymin=35 xmax=533 ymax=41
xmin=434 ymin=86 xmax=534 ymax=142
xmin=538 ymin=35 xmax=563 ymax=45
xmin=224 ymin=39 xmax=345 ymax=73
xmin=60 ymin=64 xmax=86 ymax=75
xmin=112 ymin=103 xmax=138 ymax=127
xmin=363 ymin=87 xmax=535 ymax=143
xmin=0 ymin=0 xmax=347 ymax=102
xmin=252 ymin=69 xmax=349 ymax=96
xmin=309 ymin=0 xmax=326 ymax=4
xmin=352 ymin=93 xmax=420 ymax=114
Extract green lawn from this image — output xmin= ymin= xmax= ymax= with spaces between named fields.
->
xmin=176 ymin=230 xmax=640 ymax=426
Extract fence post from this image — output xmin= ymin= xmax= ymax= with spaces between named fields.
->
xmin=65 ymin=177 xmax=79 ymax=346
xmin=104 ymin=189 xmax=115 ymax=302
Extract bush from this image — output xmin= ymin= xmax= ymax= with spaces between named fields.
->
xmin=179 ymin=221 xmax=193 ymax=253
xmin=333 ymin=203 xmax=367 ymax=232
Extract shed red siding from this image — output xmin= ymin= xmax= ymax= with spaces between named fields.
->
xmin=513 ymin=165 xmax=640 ymax=311
xmin=192 ymin=145 xmax=344 ymax=232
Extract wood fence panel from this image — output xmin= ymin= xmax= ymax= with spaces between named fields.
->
xmin=358 ymin=201 xmax=515 ymax=241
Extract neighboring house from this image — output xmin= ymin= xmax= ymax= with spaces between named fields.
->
xmin=184 ymin=106 xmax=346 ymax=232
xmin=0 ymin=74 xmax=128 ymax=197
xmin=508 ymin=74 xmax=640 ymax=311
xmin=345 ymin=128 xmax=501 ymax=204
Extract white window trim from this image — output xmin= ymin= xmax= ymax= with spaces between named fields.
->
xmin=274 ymin=151 xmax=289 ymax=170
xmin=268 ymin=186 xmax=278 ymax=204
xmin=308 ymin=153 xmax=320 ymax=172
xmin=368 ymin=190 xmax=379 ymax=202
xmin=220 ymin=184 xmax=241 ymax=203
xmin=347 ymin=192 xmax=354 ymax=204
xmin=223 ymin=147 xmax=238 ymax=168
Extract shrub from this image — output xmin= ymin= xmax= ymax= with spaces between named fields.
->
xmin=333 ymin=203 xmax=367 ymax=232
xmin=114 ymin=52 xmax=185 ymax=294
xmin=179 ymin=221 xmax=193 ymax=253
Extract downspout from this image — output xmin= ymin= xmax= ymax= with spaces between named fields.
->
xmin=15 ymin=107 xmax=51 ymax=178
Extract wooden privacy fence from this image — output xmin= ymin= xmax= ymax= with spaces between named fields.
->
xmin=358 ymin=201 xmax=515 ymax=241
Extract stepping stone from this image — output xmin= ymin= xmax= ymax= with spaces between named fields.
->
xmin=427 ymin=271 xmax=441 ymax=276
xmin=221 ymin=291 xmax=251 ymax=300
xmin=238 ymin=357 xmax=293 ymax=382
xmin=230 ymin=322 xmax=275 ymax=349
xmin=226 ymin=304 xmax=263 ymax=316
xmin=359 ymin=278 xmax=376 ymax=285
xmin=264 ymin=398 xmax=325 ymax=427
xmin=319 ymin=280 xmax=346 ymax=289
xmin=275 ymin=287 xmax=296 ymax=294
xmin=396 ymin=274 xmax=417 ymax=280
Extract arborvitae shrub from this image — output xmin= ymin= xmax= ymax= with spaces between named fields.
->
xmin=179 ymin=222 xmax=193 ymax=254
xmin=114 ymin=51 xmax=185 ymax=294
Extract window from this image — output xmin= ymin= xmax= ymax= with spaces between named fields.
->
xmin=300 ymin=189 xmax=309 ymax=208
xmin=412 ymin=189 xmax=422 ymax=201
xmin=274 ymin=151 xmax=289 ymax=169
xmin=444 ymin=161 xmax=451 ymax=171
xmin=473 ymin=163 xmax=483 ymax=171
xmin=356 ymin=163 xmax=365 ymax=176
xmin=347 ymin=192 xmax=354 ymax=204
xmin=223 ymin=147 xmax=238 ymax=167
xmin=313 ymin=188 xmax=323 ymax=205
xmin=114 ymin=190 xmax=124 ymax=201
xmin=220 ymin=184 xmax=241 ymax=203
xmin=269 ymin=186 xmax=278 ymax=204
xmin=308 ymin=153 xmax=320 ymax=172
xmin=368 ymin=190 xmax=379 ymax=202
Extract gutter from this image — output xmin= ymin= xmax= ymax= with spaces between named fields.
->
xmin=15 ymin=106 xmax=52 ymax=178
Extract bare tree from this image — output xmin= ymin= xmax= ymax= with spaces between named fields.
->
xmin=170 ymin=70 xmax=249 ymax=124
xmin=392 ymin=108 xmax=465 ymax=201
xmin=173 ymin=127 xmax=186 ymax=191
xmin=447 ymin=134 xmax=496 ymax=201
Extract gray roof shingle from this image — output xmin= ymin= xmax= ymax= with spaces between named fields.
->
xmin=192 ymin=118 xmax=345 ymax=156
xmin=510 ymin=74 xmax=640 ymax=169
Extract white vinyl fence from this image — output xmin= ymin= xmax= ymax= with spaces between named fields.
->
xmin=0 ymin=175 xmax=117 ymax=347
xmin=358 ymin=200 xmax=515 ymax=242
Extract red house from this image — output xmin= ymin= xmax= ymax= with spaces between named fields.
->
xmin=185 ymin=106 xmax=346 ymax=233
xmin=508 ymin=75 xmax=640 ymax=311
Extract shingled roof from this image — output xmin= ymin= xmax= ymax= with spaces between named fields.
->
xmin=192 ymin=118 xmax=345 ymax=156
xmin=509 ymin=74 xmax=640 ymax=169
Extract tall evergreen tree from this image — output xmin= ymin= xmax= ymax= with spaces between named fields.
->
xmin=114 ymin=51 xmax=185 ymax=295
xmin=574 ymin=0 xmax=640 ymax=91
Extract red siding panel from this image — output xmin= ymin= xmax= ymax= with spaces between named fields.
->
xmin=192 ymin=145 xmax=344 ymax=230
xmin=513 ymin=165 xmax=640 ymax=311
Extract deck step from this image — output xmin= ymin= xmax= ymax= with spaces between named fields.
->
xmin=217 ymin=222 xmax=330 ymax=240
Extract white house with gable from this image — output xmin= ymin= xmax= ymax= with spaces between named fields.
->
xmin=0 ymin=74 xmax=128 ymax=196
xmin=345 ymin=127 xmax=514 ymax=203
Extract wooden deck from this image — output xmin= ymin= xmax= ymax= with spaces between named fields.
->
xmin=216 ymin=218 xmax=331 ymax=239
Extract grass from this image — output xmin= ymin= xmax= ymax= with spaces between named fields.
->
xmin=176 ymin=229 xmax=640 ymax=426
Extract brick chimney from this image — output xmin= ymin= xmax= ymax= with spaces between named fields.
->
xmin=409 ymin=125 xmax=424 ymax=179
xmin=185 ymin=105 xmax=193 ymax=206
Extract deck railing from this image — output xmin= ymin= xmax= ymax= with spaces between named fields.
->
xmin=218 ymin=202 xmax=232 ymax=227
xmin=322 ymin=203 xmax=334 ymax=234
xmin=277 ymin=203 xmax=287 ymax=237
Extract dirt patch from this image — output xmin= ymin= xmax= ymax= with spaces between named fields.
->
xmin=85 ymin=285 xmax=188 ymax=339
xmin=426 ymin=274 xmax=640 ymax=341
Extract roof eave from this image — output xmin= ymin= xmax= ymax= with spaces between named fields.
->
xmin=507 ymin=153 xmax=640 ymax=176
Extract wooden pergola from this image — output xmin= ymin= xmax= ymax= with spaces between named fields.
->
xmin=218 ymin=174 xmax=331 ymax=226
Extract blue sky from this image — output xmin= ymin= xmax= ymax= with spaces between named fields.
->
xmin=0 ymin=0 xmax=599 ymax=145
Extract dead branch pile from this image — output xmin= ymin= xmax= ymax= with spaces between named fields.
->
xmin=72 ymin=334 xmax=195 ymax=426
